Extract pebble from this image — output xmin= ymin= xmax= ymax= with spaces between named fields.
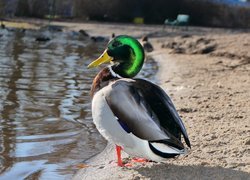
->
xmin=245 ymin=139 xmax=250 ymax=145
xmin=200 ymin=161 xmax=209 ymax=165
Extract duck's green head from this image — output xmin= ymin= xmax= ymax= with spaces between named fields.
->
xmin=88 ymin=35 xmax=145 ymax=78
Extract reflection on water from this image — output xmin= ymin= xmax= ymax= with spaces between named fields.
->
xmin=0 ymin=29 xmax=107 ymax=179
xmin=0 ymin=28 xmax=156 ymax=179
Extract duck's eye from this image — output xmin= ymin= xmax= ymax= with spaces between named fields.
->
xmin=112 ymin=41 xmax=121 ymax=48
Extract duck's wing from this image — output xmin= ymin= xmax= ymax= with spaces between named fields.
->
xmin=105 ymin=79 xmax=190 ymax=149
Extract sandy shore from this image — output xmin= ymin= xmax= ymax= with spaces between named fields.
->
xmin=5 ymin=19 xmax=249 ymax=179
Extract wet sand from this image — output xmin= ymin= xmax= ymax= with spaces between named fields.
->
xmin=4 ymin=19 xmax=249 ymax=179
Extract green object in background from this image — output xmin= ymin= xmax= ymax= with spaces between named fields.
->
xmin=133 ymin=17 xmax=144 ymax=24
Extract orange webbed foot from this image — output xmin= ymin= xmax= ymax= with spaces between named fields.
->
xmin=131 ymin=157 xmax=149 ymax=163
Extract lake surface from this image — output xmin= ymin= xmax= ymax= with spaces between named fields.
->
xmin=0 ymin=28 xmax=156 ymax=179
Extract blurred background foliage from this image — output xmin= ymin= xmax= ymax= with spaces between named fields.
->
xmin=0 ymin=0 xmax=250 ymax=27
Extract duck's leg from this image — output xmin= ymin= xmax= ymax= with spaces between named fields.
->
xmin=115 ymin=145 xmax=149 ymax=167
xmin=115 ymin=145 xmax=123 ymax=166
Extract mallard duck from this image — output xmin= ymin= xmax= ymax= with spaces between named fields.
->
xmin=88 ymin=35 xmax=191 ymax=166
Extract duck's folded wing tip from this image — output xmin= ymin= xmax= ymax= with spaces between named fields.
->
xmin=148 ymin=142 xmax=187 ymax=158
xmin=135 ymin=79 xmax=192 ymax=148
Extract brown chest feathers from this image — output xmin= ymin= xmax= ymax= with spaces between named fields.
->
xmin=90 ymin=67 xmax=118 ymax=97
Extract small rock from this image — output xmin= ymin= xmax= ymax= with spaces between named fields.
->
xmin=172 ymin=47 xmax=185 ymax=54
xmin=200 ymin=161 xmax=209 ymax=165
xmin=245 ymin=139 xmax=250 ymax=145
xmin=179 ymin=108 xmax=196 ymax=113
xmin=35 ymin=36 xmax=50 ymax=42
xmin=181 ymin=34 xmax=192 ymax=38
xmin=191 ymin=95 xmax=200 ymax=98
xmin=79 ymin=29 xmax=89 ymax=37
xmin=215 ymin=61 xmax=223 ymax=64
xmin=235 ymin=115 xmax=243 ymax=119
xmin=200 ymin=44 xmax=217 ymax=54
xmin=133 ymin=176 xmax=141 ymax=180
xmin=211 ymin=135 xmax=217 ymax=140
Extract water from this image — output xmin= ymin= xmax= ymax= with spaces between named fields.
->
xmin=0 ymin=28 xmax=107 ymax=179
xmin=0 ymin=28 xmax=157 ymax=179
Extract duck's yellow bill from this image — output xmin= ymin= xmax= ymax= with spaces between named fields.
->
xmin=87 ymin=50 xmax=113 ymax=68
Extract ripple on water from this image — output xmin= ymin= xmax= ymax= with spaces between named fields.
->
xmin=0 ymin=29 xmax=106 ymax=179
